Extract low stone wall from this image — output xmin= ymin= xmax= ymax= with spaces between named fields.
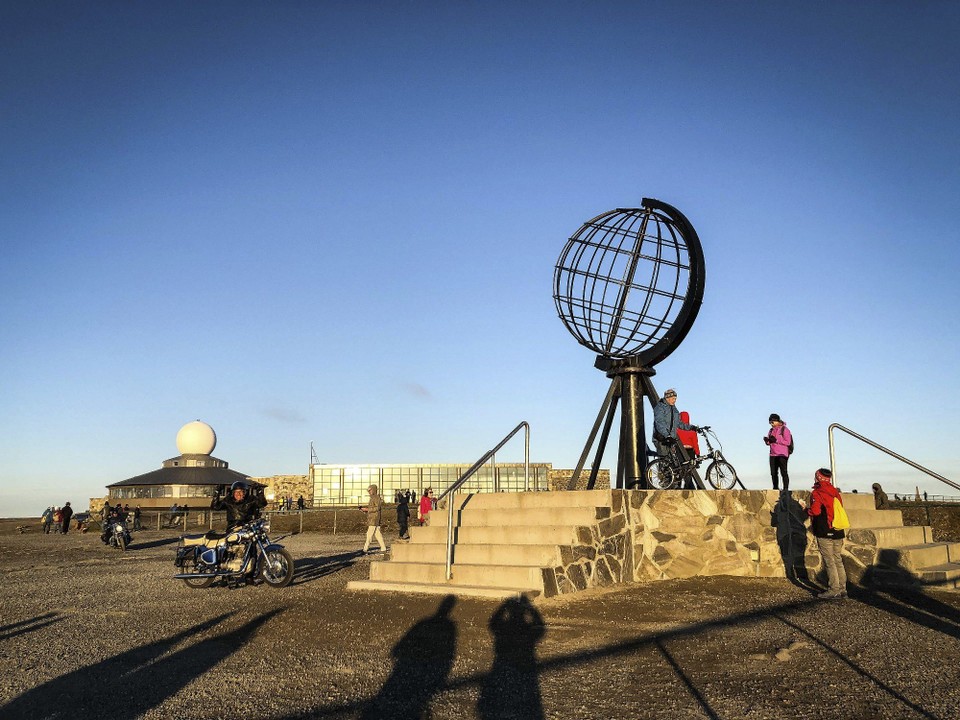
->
xmin=546 ymin=490 xmax=829 ymax=597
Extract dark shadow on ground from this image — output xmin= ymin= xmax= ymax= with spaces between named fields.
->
xmin=292 ymin=552 xmax=362 ymax=585
xmin=358 ymin=595 xmax=458 ymax=720
xmin=855 ymin=549 xmax=960 ymax=642
xmin=0 ymin=612 xmax=64 ymax=641
xmin=774 ymin=613 xmax=938 ymax=719
xmin=655 ymin=639 xmax=720 ymax=720
xmin=122 ymin=536 xmax=180 ymax=550
xmin=275 ymin=583 xmax=954 ymax=720
xmin=771 ymin=492 xmax=820 ymax=594
xmin=478 ymin=596 xmax=545 ymax=720
xmin=0 ymin=609 xmax=283 ymax=720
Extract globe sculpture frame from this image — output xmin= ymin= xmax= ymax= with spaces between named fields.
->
xmin=554 ymin=198 xmax=706 ymax=489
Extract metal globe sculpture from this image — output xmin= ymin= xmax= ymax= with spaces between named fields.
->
xmin=554 ymin=198 xmax=706 ymax=490
xmin=554 ymin=198 xmax=705 ymax=366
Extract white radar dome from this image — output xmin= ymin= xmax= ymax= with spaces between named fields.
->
xmin=176 ymin=420 xmax=217 ymax=455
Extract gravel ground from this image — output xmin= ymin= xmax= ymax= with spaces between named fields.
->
xmin=1 ymin=527 xmax=959 ymax=720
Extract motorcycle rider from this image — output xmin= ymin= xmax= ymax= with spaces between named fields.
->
xmin=210 ymin=481 xmax=268 ymax=584
xmin=211 ymin=481 xmax=268 ymax=528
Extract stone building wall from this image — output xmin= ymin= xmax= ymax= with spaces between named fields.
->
xmin=250 ymin=475 xmax=312 ymax=507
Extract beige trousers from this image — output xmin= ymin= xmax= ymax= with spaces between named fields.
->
xmin=364 ymin=526 xmax=385 ymax=552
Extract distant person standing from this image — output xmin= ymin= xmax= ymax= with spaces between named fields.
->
xmin=52 ymin=507 xmax=62 ymax=533
xmin=133 ymin=505 xmax=143 ymax=531
xmin=872 ymin=483 xmax=890 ymax=510
xmin=60 ymin=502 xmax=73 ymax=535
xmin=297 ymin=495 xmax=305 ymax=512
xmin=419 ymin=489 xmax=434 ymax=526
xmin=764 ymin=413 xmax=793 ymax=491
xmin=41 ymin=507 xmax=53 ymax=534
xmin=361 ymin=484 xmax=386 ymax=554
xmin=395 ymin=490 xmax=411 ymax=540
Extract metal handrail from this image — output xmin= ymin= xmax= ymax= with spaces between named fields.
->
xmin=828 ymin=423 xmax=960 ymax=492
xmin=435 ymin=421 xmax=530 ymax=580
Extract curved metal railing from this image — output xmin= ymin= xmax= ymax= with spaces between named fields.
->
xmin=828 ymin=423 xmax=960 ymax=492
xmin=435 ymin=421 xmax=530 ymax=580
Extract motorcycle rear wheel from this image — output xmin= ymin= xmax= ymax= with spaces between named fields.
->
xmin=260 ymin=548 xmax=294 ymax=588
xmin=181 ymin=555 xmax=215 ymax=589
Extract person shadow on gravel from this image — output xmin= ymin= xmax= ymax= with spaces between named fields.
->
xmin=771 ymin=492 xmax=818 ymax=594
xmin=0 ymin=610 xmax=282 ymax=720
xmin=360 ymin=594 xmax=457 ymax=720
xmin=477 ymin=595 xmax=545 ymax=720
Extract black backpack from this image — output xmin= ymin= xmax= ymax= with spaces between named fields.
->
xmin=788 ymin=434 xmax=795 ymax=455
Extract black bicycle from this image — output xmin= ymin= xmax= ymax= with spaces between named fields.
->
xmin=647 ymin=426 xmax=739 ymax=490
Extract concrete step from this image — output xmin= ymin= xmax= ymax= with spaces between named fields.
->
xmin=845 ymin=508 xmax=903 ymax=528
xmin=391 ymin=541 xmax=561 ymax=566
xmin=917 ymin=563 xmax=960 ymax=590
xmin=846 ymin=525 xmax=931 ymax=548
xmin=345 ymin=579 xmax=538 ymax=600
xmin=876 ymin=542 xmax=960 ymax=571
xmin=837 ymin=493 xmax=880 ymax=510
xmin=410 ymin=524 xmax=580 ymax=546
xmin=370 ymin=560 xmax=546 ymax=591
xmin=444 ymin=489 xmax=613 ymax=511
xmin=431 ymin=506 xmax=602 ymax=528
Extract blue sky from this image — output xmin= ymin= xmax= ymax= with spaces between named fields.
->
xmin=2 ymin=1 xmax=959 ymax=517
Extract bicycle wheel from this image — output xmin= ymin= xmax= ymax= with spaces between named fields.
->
xmin=646 ymin=459 xmax=681 ymax=490
xmin=705 ymin=460 xmax=738 ymax=490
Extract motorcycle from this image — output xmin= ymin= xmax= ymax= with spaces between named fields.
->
xmin=173 ymin=517 xmax=294 ymax=589
xmin=103 ymin=518 xmax=132 ymax=551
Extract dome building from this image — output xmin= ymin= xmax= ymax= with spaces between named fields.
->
xmin=106 ymin=421 xmax=251 ymax=509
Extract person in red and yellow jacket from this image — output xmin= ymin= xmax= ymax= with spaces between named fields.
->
xmin=804 ymin=468 xmax=847 ymax=600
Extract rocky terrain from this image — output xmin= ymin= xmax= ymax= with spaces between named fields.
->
xmin=1 ymin=525 xmax=959 ymax=719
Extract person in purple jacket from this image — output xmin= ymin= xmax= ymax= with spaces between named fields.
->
xmin=764 ymin=413 xmax=792 ymax=490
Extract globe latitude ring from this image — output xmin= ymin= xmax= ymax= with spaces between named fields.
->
xmin=553 ymin=198 xmax=706 ymax=367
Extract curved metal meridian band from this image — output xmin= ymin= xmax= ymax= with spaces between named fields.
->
xmin=633 ymin=197 xmax=706 ymax=367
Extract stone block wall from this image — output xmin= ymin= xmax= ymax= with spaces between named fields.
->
xmin=548 ymin=469 xmax=611 ymax=492
xmin=251 ymin=475 xmax=312 ymax=507
xmin=546 ymin=489 xmax=798 ymax=597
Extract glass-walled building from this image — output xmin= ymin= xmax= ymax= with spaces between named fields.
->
xmin=310 ymin=462 xmax=551 ymax=506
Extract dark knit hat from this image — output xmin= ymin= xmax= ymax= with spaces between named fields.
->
xmin=769 ymin=413 xmax=782 ymax=423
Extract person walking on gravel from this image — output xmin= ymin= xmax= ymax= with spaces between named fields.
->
xmin=362 ymin=484 xmax=386 ymax=554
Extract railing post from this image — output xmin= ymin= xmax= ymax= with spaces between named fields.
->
xmin=828 ymin=424 xmax=838 ymax=483
xmin=446 ymin=490 xmax=455 ymax=580
xmin=524 ymin=422 xmax=530 ymax=491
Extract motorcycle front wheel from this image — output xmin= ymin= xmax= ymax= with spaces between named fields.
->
xmin=706 ymin=460 xmax=738 ymax=490
xmin=260 ymin=548 xmax=294 ymax=588
xmin=646 ymin=459 xmax=681 ymax=490
xmin=180 ymin=555 xmax=215 ymax=589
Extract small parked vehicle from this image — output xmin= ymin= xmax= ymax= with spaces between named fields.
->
xmin=104 ymin=518 xmax=132 ymax=551
xmin=173 ymin=517 xmax=294 ymax=589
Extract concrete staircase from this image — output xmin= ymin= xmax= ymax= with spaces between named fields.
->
xmin=346 ymin=490 xmax=611 ymax=599
xmin=842 ymin=492 xmax=960 ymax=589
xmin=345 ymin=489 xmax=960 ymax=599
